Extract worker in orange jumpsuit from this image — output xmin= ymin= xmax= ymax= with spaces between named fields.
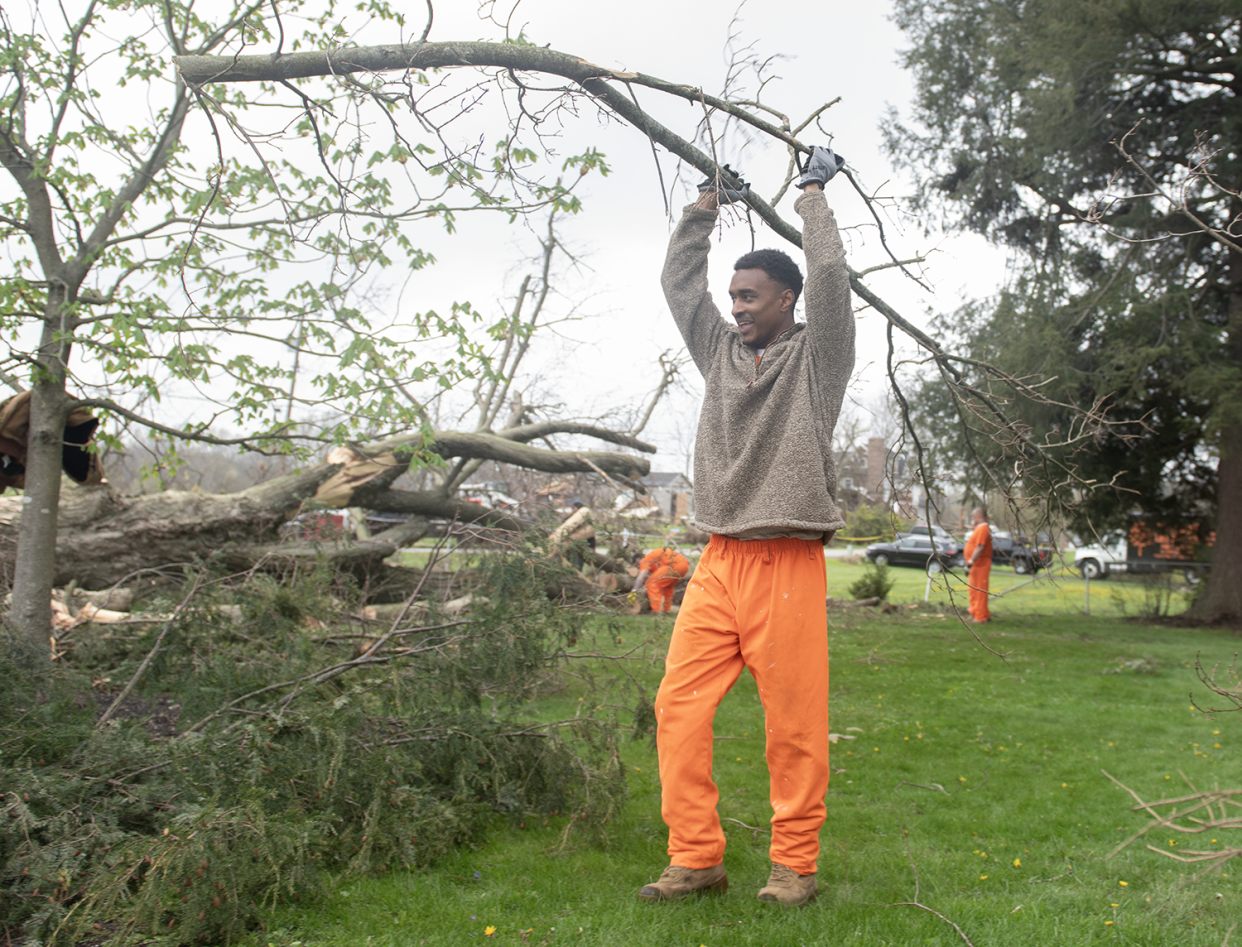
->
xmin=638 ymin=148 xmax=853 ymax=908
xmin=963 ymin=506 xmax=992 ymax=623
xmin=634 ymin=547 xmax=691 ymax=612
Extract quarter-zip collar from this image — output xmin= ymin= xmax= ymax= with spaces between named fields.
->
xmin=746 ymin=323 xmax=804 ymax=387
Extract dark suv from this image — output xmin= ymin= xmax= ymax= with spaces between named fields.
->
xmin=954 ymin=532 xmax=1048 ymax=574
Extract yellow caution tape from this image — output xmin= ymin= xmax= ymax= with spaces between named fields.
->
xmin=834 ymin=534 xmax=887 ymax=543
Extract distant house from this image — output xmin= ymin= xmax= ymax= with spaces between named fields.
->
xmin=639 ymin=472 xmax=694 ymax=522
xmin=835 ymin=437 xmax=917 ymax=517
xmin=835 ymin=444 xmax=870 ymax=511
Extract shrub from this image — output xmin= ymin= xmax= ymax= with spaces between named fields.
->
xmin=848 ymin=562 xmax=895 ymax=602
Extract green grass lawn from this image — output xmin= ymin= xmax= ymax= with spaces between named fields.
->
xmin=244 ymin=567 xmax=1238 ymax=946
xmin=829 ymin=556 xmax=1197 ymax=620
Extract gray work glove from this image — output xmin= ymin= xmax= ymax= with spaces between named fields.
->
xmin=697 ymin=164 xmax=750 ymax=204
xmin=795 ymin=145 xmax=845 ymax=189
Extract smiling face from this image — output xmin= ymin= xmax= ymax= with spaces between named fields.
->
xmin=728 ymin=268 xmax=795 ymax=350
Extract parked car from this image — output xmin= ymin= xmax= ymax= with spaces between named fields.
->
xmin=865 ymin=535 xmax=963 ymax=576
xmin=896 ymin=524 xmax=956 ymax=544
xmin=940 ymin=529 xmax=1048 ymax=574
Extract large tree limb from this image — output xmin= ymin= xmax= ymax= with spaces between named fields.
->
xmin=494 ymin=421 xmax=657 ymax=453
xmin=374 ymin=430 xmax=651 ymax=480
xmin=174 ymin=41 xmax=942 ymax=365
xmin=0 ymin=422 xmax=644 ymax=589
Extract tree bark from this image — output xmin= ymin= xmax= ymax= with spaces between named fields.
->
xmin=10 ymin=379 xmax=71 ymax=639
xmin=1192 ymin=422 xmax=1242 ymax=624
xmin=1189 ymin=215 xmax=1242 ymax=624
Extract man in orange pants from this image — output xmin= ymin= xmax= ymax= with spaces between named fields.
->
xmin=638 ymin=147 xmax=853 ymax=907
xmin=634 ymin=546 xmax=691 ymax=613
xmin=963 ymin=507 xmax=992 ymax=623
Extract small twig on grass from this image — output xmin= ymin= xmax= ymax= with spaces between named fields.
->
xmin=895 ymin=771 xmax=990 ymax=796
xmin=857 ymin=636 xmax=902 ymax=665
xmin=1102 ymin=768 xmax=1242 ymax=884
xmin=1190 ymin=651 xmax=1242 ymax=716
xmin=895 ymin=781 xmax=951 ymax=795
xmin=888 ymin=824 xmax=977 ymax=947
xmin=963 ymin=771 xmax=992 ymax=793
xmin=722 ymin=817 xmax=768 ymax=837
xmin=1027 ymin=866 xmax=1075 ymax=884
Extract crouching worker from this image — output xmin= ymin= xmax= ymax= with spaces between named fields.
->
xmin=638 ymin=146 xmax=854 ymax=908
xmin=633 ymin=546 xmax=691 ymax=613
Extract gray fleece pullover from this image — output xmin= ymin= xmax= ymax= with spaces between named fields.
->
xmin=661 ymin=189 xmax=854 ymax=538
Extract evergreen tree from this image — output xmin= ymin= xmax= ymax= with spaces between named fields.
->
xmin=888 ymin=0 xmax=1242 ymax=620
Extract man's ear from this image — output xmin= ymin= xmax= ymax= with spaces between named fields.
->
xmin=780 ymin=288 xmax=795 ymax=314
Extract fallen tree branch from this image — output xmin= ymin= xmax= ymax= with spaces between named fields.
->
xmin=95 ymin=575 xmax=202 ymax=728
xmin=888 ymin=823 xmax=977 ymax=947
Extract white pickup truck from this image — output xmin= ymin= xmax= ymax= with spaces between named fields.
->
xmin=1073 ymin=523 xmax=1211 ymax=585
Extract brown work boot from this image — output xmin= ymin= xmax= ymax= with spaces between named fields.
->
xmin=757 ymin=863 xmax=817 ymax=906
xmin=638 ymin=863 xmax=728 ymax=901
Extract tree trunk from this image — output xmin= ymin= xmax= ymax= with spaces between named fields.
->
xmin=1190 ymin=222 xmax=1242 ymax=625
xmin=1192 ymin=422 xmax=1242 ymax=624
xmin=10 ymin=380 xmax=69 ymax=642
xmin=10 ymin=279 xmax=77 ymax=649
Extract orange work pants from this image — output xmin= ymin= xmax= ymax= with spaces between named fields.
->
xmin=968 ymin=562 xmax=991 ymax=622
xmin=654 ymin=535 xmax=829 ymax=875
xmin=646 ymin=577 xmax=679 ymax=612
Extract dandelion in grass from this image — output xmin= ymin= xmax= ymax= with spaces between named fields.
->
xmin=1013 ymin=858 xmax=1021 ymax=867
xmin=485 ymin=926 xmax=497 ymax=936
xmin=1119 ymin=881 xmax=1128 ymax=887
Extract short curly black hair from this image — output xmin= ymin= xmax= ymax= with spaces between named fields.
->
xmin=734 ymin=249 xmax=803 ymax=309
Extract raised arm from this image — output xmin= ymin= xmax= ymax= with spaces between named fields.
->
xmin=795 ymin=180 xmax=854 ymax=381
xmin=660 ymin=191 xmax=731 ymax=371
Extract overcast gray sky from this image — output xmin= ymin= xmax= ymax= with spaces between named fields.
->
xmin=379 ymin=0 xmax=1009 ymax=475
